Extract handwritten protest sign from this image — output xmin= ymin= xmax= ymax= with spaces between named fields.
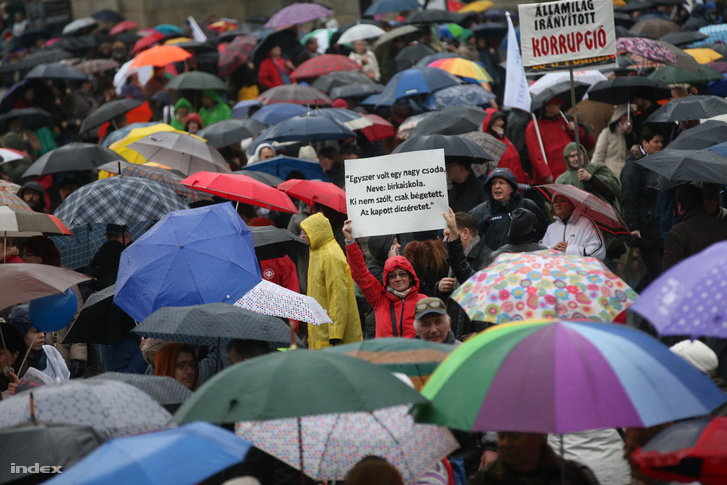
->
xmin=345 ymin=149 xmax=448 ymax=238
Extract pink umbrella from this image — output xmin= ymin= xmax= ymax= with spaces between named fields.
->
xmin=264 ymin=3 xmax=333 ymax=29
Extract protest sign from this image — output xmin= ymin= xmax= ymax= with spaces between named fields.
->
xmin=519 ymin=0 xmax=617 ymax=73
xmin=344 ymin=149 xmax=448 ymax=238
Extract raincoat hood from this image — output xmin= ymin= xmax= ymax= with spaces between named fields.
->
xmin=484 ymin=167 xmax=517 ymax=192
xmin=382 ymin=255 xmax=420 ymax=292
xmin=507 ymin=208 xmax=541 ymax=244
xmin=174 ymin=97 xmax=193 ymax=111
xmin=562 ymin=141 xmax=590 ymax=172
xmin=368 ymin=234 xmax=396 ymax=263
xmin=300 ymin=212 xmax=334 ymax=250
xmin=18 ymin=181 xmax=44 ymax=198
xmin=201 ymin=89 xmax=223 ymax=104
xmin=185 ymin=113 xmax=204 ymax=129
xmin=482 ymin=108 xmax=506 ymax=138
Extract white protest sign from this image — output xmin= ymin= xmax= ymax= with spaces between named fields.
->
xmin=344 ymin=149 xmax=448 ymax=238
xmin=519 ymin=0 xmax=617 ymax=73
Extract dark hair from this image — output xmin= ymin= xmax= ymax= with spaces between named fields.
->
xmin=641 ymin=125 xmax=663 ymax=144
xmin=341 ymin=142 xmax=361 ymax=158
xmin=21 ymin=236 xmax=61 ymax=267
xmin=454 ymin=212 xmax=478 ymax=236
xmin=345 ymin=456 xmax=404 ymax=485
xmin=227 ymin=339 xmax=271 ymax=361
xmin=317 ymin=146 xmax=344 ymax=168
xmin=0 ymin=322 xmax=26 ymax=359
xmin=676 ymin=184 xmax=704 ymax=212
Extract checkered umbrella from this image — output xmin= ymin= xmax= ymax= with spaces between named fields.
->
xmin=53 ymin=176 xmax=188 ymax=228
xmin=96 ymin=160 xmax=207 ymax=200
xmin=218 ymin=35 xmax=257 ymax=77
xmin=291 ymin=54 xmax=362 ymax=81
xmin=231 ymin=99 xmax=263 ymax=119
xmin=264 ymin=3 xmax=332 ymax=29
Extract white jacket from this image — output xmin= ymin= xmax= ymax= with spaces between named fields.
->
xmin=541 ymin=205 xmax=606 ymax=260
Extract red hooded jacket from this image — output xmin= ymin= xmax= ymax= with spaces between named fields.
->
xmin=346 ymin=241 xmax=427 ymax=338
xmin=482 ymin=109 xmax=530 ymax=185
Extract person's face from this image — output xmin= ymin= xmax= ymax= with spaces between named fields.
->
xmin=177 ymin=107 xmax=189 ymax=118
xmin=229 ymin=348 xmax=240 ymax=365
xmin=445 ymin=163 xmax=468 ymax=184
xmin=188 ymin=121 xmax=200 ymax=133
xmin=491 ymin=117 xmax=505 ymax=135
xmin=642 ymin=135 xmax=664 ymax=155
xmin=497 ymin=433 xmax=546 ymax=472
xmin=202 ymin=96 xmax=214 ymax=109
xmin=174 ymin=351 xmax=197 ymax=389
xmin=0 ymin=346 xmax=19 ymax=371
xmin=270 ymin=46 xmax=282 ymax=57
xmin=319 ymin=156 xmax=334 ymax=172
xmin=543 ymin=103 xmax=561 ymax=117
xmin=354 ymin=41 xmax=366 ymax=54
xmin=59 ymin=184 xmax=78 ymax=201
xmin=387 ymin=268 xmax=411 ymax=292
xmin=22 ymin=188 xmax=41 ymax=206
xmin=22 ymin=248 xmax=42 ymax=264
xmin=300 ymin=229 xmax=310 ymax=245
xmin=416 ymin=313 xmax=450 ymax=343
xmin=308 ymin=39 xmax=318 ymax=52
xmin=566 ymin=149 xmax=580 ymax=169
xmin=552 ymin=195 xmax=574 ymax=220
xmin=491 ymin=178 xmax=513 ymax=203
xmin=24 ymin=328 xmax=45 ymax=351
xmin=259 ymin=147 xmax=274 ymax=160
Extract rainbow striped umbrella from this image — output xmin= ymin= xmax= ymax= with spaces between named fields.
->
xmin=428 ymin=57 xmax=494 ymax=84
xmin=414 ymin=319 xmax=727 ymax=433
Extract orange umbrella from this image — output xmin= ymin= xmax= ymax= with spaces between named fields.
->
xmin=130 ymin=45 xmax=192 ymax=68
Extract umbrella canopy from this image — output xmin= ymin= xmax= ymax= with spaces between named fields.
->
xmin=405 ymin=9 xmax=457 ymax=24
xmin=329 ymin=82 xmax=384 ymax=100
xmin=180 ymin=172 xmax=298 ymax=212
xmin=0 ymin=148 xmax=26 ymax=164
xmin=338 ymin=23 xmax=386 ymax=44
xmin=44 ymin=422 xmax=252 ymax=485
xmin=249 ymin=225 xmax=307 ymax=261
xmin=133 ymin=303 xmax=292 ymax=347
xmin=0 ymin=108 xmax=53 ymax=132
xmin=218 ymin=34 xmax=257 ymax=77
xmin=110 ymin=20 xmax=138 ymax=35
xmin=422 ymin=83 xmax=496 ymax=111
xmin=62 ymin=17 xmax=97 ymax=35
xmin=685 ymin=48 xmax=724 ymax=64
xmin=646 ymin=95 xmax=727 ymax=122
xmin=80 ymin=98 xmax=142 ymax=135
xmin=165 ymin=71 xmax=226 ymax=91
xmin=197 ymin=118 xmax=266 ymax=147
xmin=312 ymin=71 xmax=374 ymax=93
xmin=648 ymin=64 xmax=724 ymax=84
xmin=0 ymin=191 xmax=31 ymax=212
xmin=668 ymin=120 xmax=727 ymax=150
xmin=263 ymin=113 xmax=356 ymax=143
xmin=393 ymin=43 xmax=437 ymax=73
xmin=76 ymin=58 xmax=120 ymax=74
xmin=0 ymin=380 xmax=171 ymax=438
xmin=63 ymin=284 xmax=136 ymax=345
xmin=251 ymin=103 xmax=308 ymax=124
xmin=634 ymin=148 xmax=727 ymax=186
xmin=414 ymin=319 xmax=727 ymax=433
xmin=0 ymin=49 xmax=73 ymax=74
xmin=257 ymin=84 xmax=332 ymax=106
xmin=230 ymin=99 xmax=264 ymax=119
xmin=114 ymin=203 xmax=261 ymax=322
xmin=458 ymin=131 xmax=507 ymax=165
xmin=452 ymin=251 xmax=638 ymax=323
xmin=264 ymin=3 xmax=332 ymax=28
xmin=392 ymin=133 xmax=493 ymax=163
xmin=53 ymin=176 xmax=188 ymax=228
xmin=251 ymin=28 xmax=300 ymax=67
xmin=291 ymin=54 xmax=362 ymax=81
xmin=173 ymin=350 xmax=428 ymax=424
xmin=235 ymin=279 xmax=331 ymax=325
xmin=428 ymin=57 xmax=493 ymax=84
xmin=617 ymin=37 xmax=700 ymax=72
xmin=237 ymin=170 xmax=283 ymax=187
xmin=108 ymin=123 xmax=188 ymax=163
xmin=378 ymin=67 xmax=462 ymax=104
xmin=364 ymin=0 xmax=420 ymax=15
xmin=277 ymin=179 xmax=346 ymax=213
xmin=132 ymin=31 xmax=165 ymax=54
xmin=0 ymin=263 xmax=90 ymax=310
xmin=90 ymin=373 xmax=192 ymax=411
xmin=126 ymin=131 xmax=230 ymax=175
xmin=310 ymin=107 xmax=373 ymax=131
xmin=660 ymin=31 xmax=708 ymax=47
xmin=96 ymin=160 xmax=202 ymax=199
xmin=22 ymin=143 xmax=121 ymax=177
xmin=26 ymin=63 xmax=87 ymax=82
xmin=0 ymin=206 xmax=71 ymax=237
xmin=629 ymin=18 xmax=682 ymax=38
xmin=244 ymin=155 xmax=327 ymax=181
xmin=530 ymin=81 xmax=590 ymax=112
xmin=92 ymin=9 xmax=124 ymax=22
xmin=587 ymin=77 xmax=671 ymax=105
xmin=130 ymin=45 xmax=192 ymax=68
xmin=359 ymin=113 xmax=396 ymax=141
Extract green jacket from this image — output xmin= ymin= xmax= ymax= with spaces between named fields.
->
xmin=199 ymin=89 xmax=231 ymax=127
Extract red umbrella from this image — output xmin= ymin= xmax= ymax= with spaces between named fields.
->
xmin=218 ymin=35 xmax=257 ymax=77
xmin=181 ymin=172 xmax=299 ymax=213
xmin=132 ymin=31 xmax=165 ymax=54
xmin=277 ymin=179 xmax=347 ymax=214
xmin=290 ymin=54 xmax=362 ymax=81
xmin=257 ymin=84 xmax=332 ymax=106
xmin=110 ymin=20 xmax=139 ymax=35
xmin=359 ymin=114 xmax=395 ymax=141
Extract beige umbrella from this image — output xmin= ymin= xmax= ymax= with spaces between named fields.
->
xmin=0 ymin=263 xmax=90 ymax=310
xmin=126 ymin=131 xmax=229 ymax=176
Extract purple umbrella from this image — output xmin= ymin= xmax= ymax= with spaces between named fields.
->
xmin=264 ymin=3 xmax=332 ymax=29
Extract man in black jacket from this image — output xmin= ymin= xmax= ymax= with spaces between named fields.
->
xmin=446 ymin=159 xmax=488 ymax=213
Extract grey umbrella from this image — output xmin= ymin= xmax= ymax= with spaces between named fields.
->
xmin=409 ymin=105 xmax=488 ymax=137
xmin=197 ymin=118 xmax=267 ymax=147
xmin=90 ymin=373 xmax=192 ymax=413
xmin=22 ymin=143 xmax=122 ymax=177
xmin=26 ymin=63 xmax=88 ymax=82
xmin=250 ymin=225 xmax=307 ymax=261
xmin=668 ymin=120 xmax=727 ymax=150
xmin=127 ymin=131 xmax=229 ymax=175
xmin=392 ymin=133 xmax=493 ymax=163
xmin=165 ymin=71 xmax=226 ymax=91
xmin=234 ymin=170 xmax=284 ymax=186
xmin=635 ymin=148 xmax=727 ymax=186
xmin=646 ymin=96 xmax=727 ymax=123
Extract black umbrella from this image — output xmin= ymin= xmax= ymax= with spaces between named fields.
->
xmin=330 ymin=82 xmax=384 ymax=99
xmin=132 ymin=303 xmax=293 ymax=347
xmin=26 ymin=63 xmax=88 ymax=82
xmin=250 ymin=225 xmax=307 ymax=261
xmin=405 ymin=9 xmax=457 ymax=24
xmin=22 ymin=143 xmax=123 ymax=178
xmin=394 ymin=43 xmax=437 ymax=73
xmin=668 ymin=120 xmax=727 ymax=150
xmin=198 ymin=118 xmax=267 ymax=147
xmin=165 ymin=71 xmax=226 ymax=91
xmin=217 ymin=25 xmax=254 ymax=42
xmin=615 ymin=0 xmax=653 ymax=12
xmin=252 ymin=28 xmax=301 ymax=67
xmin=63 ymin=284 xmax=137 ymax=345
xmin=312 ymin=71 xmax=374 ymax=93
xmin=234 ymin=170 xmax=284 ymax=187
xmin=587 ymin=77 xmax=671 ymax=105
xmin=471 ymin=22 xmax=508 ymax=40
xmin=0 ymin=108 xmax=53 ymax=131
xmin=635 ymin=148 xmax=727 ymax=185
xmin=660 ymin=31 xmax=708 ymax=47
xmin=90 ymin=373 xmax=192 ymax=412
xmin=92 ymin=9 xmax=124 ymax=23
xmin=409 ymin=105 xmax=487 ymax=137
xmin=52 ymin=34 xmax=111 ymax=53
xmin=0 ymin=49 xmax=74 ymax=74
xmin=392 ymin=133 xmax=493 ymax=163
xmin=530 ymin=81 xmax=590 ymax=112
xmin=645 ymin=95 xmax=727 ymax=123
xmin=80 ymin=98 xmax=142 ymax=135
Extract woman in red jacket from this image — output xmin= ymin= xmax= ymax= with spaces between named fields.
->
xmin=258 ymin=46 xmax=294 ymax=91
xmin=482 ymin=108 xmax=530 ymax=185
xmin=343 ymin=220 xmax=427 ymax=338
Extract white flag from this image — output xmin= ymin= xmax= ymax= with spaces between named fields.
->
xmin=503 ymin=13 xmax=531 ymax=113
xmin=188 ymin=16 xmax=207 ymax=43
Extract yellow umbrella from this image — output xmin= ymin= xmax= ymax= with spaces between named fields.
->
xmin=164 ymin=37 xmax=193 ymax=45
xmin=684 ymin=48 xmax=724 ymax=64
xmin=457 ymin=0 xmax=493 ymax=13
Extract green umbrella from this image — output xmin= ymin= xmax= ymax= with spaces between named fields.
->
xmin=648 ymin=64 xmax=723 ymax=85
xmin=173 ymin=349 xmax=427 ymax=425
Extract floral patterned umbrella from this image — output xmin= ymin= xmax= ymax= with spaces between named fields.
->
xmin=235 ymin=279 xmax=331 ymax=325
xmin=452 ymin=251 xmax=638 ymax=324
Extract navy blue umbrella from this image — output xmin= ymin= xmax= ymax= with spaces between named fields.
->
xmin=364 ymin=0 xmax=420 ymax=16
xmin=244 ymin=155 xmax=328 ymax=181
xmin=251 ymin=103 xmax=308 ymax=125
xmin=378 ymin=67 xmax=461 ymax=105
xmin=266 ymin=113 xmax=356 ymax=143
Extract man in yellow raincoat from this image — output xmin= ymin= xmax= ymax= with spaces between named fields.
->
xmin=300 ymin=213 xmax=363 ymax=349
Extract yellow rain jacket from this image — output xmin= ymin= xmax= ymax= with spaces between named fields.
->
xmin=300 ymin=213 xmax=363 ymax=350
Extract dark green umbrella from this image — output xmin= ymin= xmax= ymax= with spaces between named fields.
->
xmin=173 ymin=350 xmax=428 ymax=424
xmin=165 ymin=71 xmax=226 ymax=91
xmin=648 ymin=64 xmax=723 ymax=85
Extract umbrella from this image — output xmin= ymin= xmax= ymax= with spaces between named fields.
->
xmin=472 ymin=22 xmax=508 ymax=41
xmin=364 ymin=0 xmax=420 ymax=15
xmin=290 ymin=54 xmax=362 ymax=81
xmin=535 ymin=184 xmax=630 ymax=236
xmin=244 ymin=155 xmax=327 ymax=181
xmin=660 ymin=31 xmax=708 ymax=47
xmin=132 ymin=31 xmax=165 ymax=54
xmin=0 ymin=206 xmax=71 ymax=237
xmin=396 ymin=112 xmax=435 ymax=140
xmin=277 ymin=179 xmax=346 ymax=213
xmin=633 ymin=148 xmax=727 ymax=186
xmin=90 ymin=373 xmax=192 ymax=412
xmin=132 ymin=303 xmax=293 ymax=347
xmin=62 ymin=284 xmax=137 ymax=345
xmin=415 ymin=52 xmax=459 ymax=69
xmin=54 ymin=176 xmax=188 ymax=228
xmin=393 ymin=134 xmax=493 ymax=163
xmin=329 ymin=82 xmax=384 ymax=99
xmin=587 ymin=77 xmax=671 ymax=105
xmin=698 ymin=24 xmax=727 ymax=44
xmin=310 ymin=107 xmax=373 ymax=131
xmin=251 ymin=103 xmax=308 ymax=124
xmin=165 ymin=71 xmax=226 ymax=91
xmin=235 ymin=279 xmax=331 ymax=325
xmin=685 ymin=48 xmax=724 ymax=64
xmin=22 ymin=143 xmax=122 ymax=177
xmin=80 ymin=98 xmax=142 ymax=135
xmin=126 ymin=131 xmax=230 ymax=175
xmin=76 ymin=58 xmax=120 ymax=74
xmin=130 ymin=45 xmax=192 ymax=68
xmin=338 ymin=23 xmax=386 ymax=44
xmin=0 ymin=49 xmax=73 ymax=74
xmin=629 ymin=18 xmax=682 ymax=38
xmin=264 ymin=113 xmax=356 ymax=143
xmin=230 ymin=99 xmax=264 ymax=119
xmin=264 ymin=3 xmax=332 ymax=28
xmin=108 ymin=123 xmax=185 ymax=161
xmin=529 ymin=70 xmax=606 ymax=96
xmin=0 ymin=191 xmax=31 ymax=212
xmin=645 ymin=95 xmax=727 ymax=123
xmin=62 ymin=17 xmax=97 ymax=35
xmin=648 ymin=64 xmax=724 ymax=84
xmin=530 ymin=82 xmax=590 ymax=112
xmin=0 ymin=108 xmax=53 ymax=131
xmin=44 ymin=422 xmax=252 ymax=485
xmin=92 ymin=9 xmax=124 ymax=23
xmin=617 ymin=37 xmax=700 ymax=72
xmin=154 ymin=24 xmax=183 ymax=36
xmin=458 ymin=131 xmax=507 ymax=165
xmin=236 ymin=170 xmax=283 ymax=187
xmin=248 ymin=225 xmax=307 ymax=261
xmin=95 ymin=160 xmax=202 ymax=199
xmin=378 ymin=67 xmax=462 ymax=104
xmin=409 ymin=105 xmax=486 ymax=137
xmin=17 ymin=28 xmax=51 ymax=48
xmin=235 ymin=405 xmax=458 ymax=482
xmin=180 ymin=172 xmax=298 ymax=212
xmin=0 ymin=380 xmax=171 ymax=437
xmin=173 ymin=350 xmax=428 ymax=424
xmin=0 ymin=148 xmax=27 ymax=164
xmin=114 ymin=203 xmax=261 ymax=322
xmin=414 ymin=319 xmax=727 ymax=433
xmin=26 ymin=63 xmax=87 ymax=82
xmin=452 ymin=251 xmax=638 ymax=323
xmin=668 ymin=120 xmax=727 ymax=150
xmin=428 ymin=57 xmax=493 ymax=84
xmin=405 ymin=9 xmax=457 ymax=24
xmin=422 ymin=84 xmax=496 ymax=111
xmin=257 ymin=84 xmax=332 ymax=106
xmin=312 ymin=71 xmax=374 ymax=93
xmin=0 ymin=422 xmax=105 ymax=484
xmin=110 ymin=20 xmax=138 ymax=35
xmin=252 ymin=28 xmax=301 ymax=67
xmin=0 ymin=263 xmax=90 ymax=310
xmin=197 ymin=118 xmax=266 ymax=147
xmin=218 ymin=34 xmax=257 ymax=77
xmin=393 ymin=44 xmax=437 ymax=73
xmin=359 ymin=113 xmax=395 ymax=141
xmin=631 ymin=417 xmax=727 ymax=485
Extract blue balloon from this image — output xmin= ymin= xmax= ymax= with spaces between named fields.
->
xmin=29 ymin=289 xmax=78 ymax=333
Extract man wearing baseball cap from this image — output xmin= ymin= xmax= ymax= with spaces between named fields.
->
xmin=414 ymin=297 xmax=461 ymax=346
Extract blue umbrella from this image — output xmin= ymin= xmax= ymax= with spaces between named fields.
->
xmin=231 ymin=99 xmax=263 ymax=119
xmin=378 ymin=67 xmax=461 ymax=105
xmin=422 ymin=84 xmax=496 ymax=111
xmin=251 ymin=103 xmax=308 ymax=125
xmin=45 ymin=422 xmax=252 ymax=485
xmin=154 ymin=24 xmax=183 ymax=36
xmin=114 ymin=203 xmax=261 ymax=323
xmin=364 ymin=0 xmax=421 ymax=15
xmin=244 ymin=155 xmax=329 ymax=181
xmin=265 ymin=113 xmax=355 ymax=143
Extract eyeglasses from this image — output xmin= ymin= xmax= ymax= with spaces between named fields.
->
xmin=388 ymin=271 xmax=409 ymax=280
xmin=175 ymin=361 xmax=198 ymax=371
